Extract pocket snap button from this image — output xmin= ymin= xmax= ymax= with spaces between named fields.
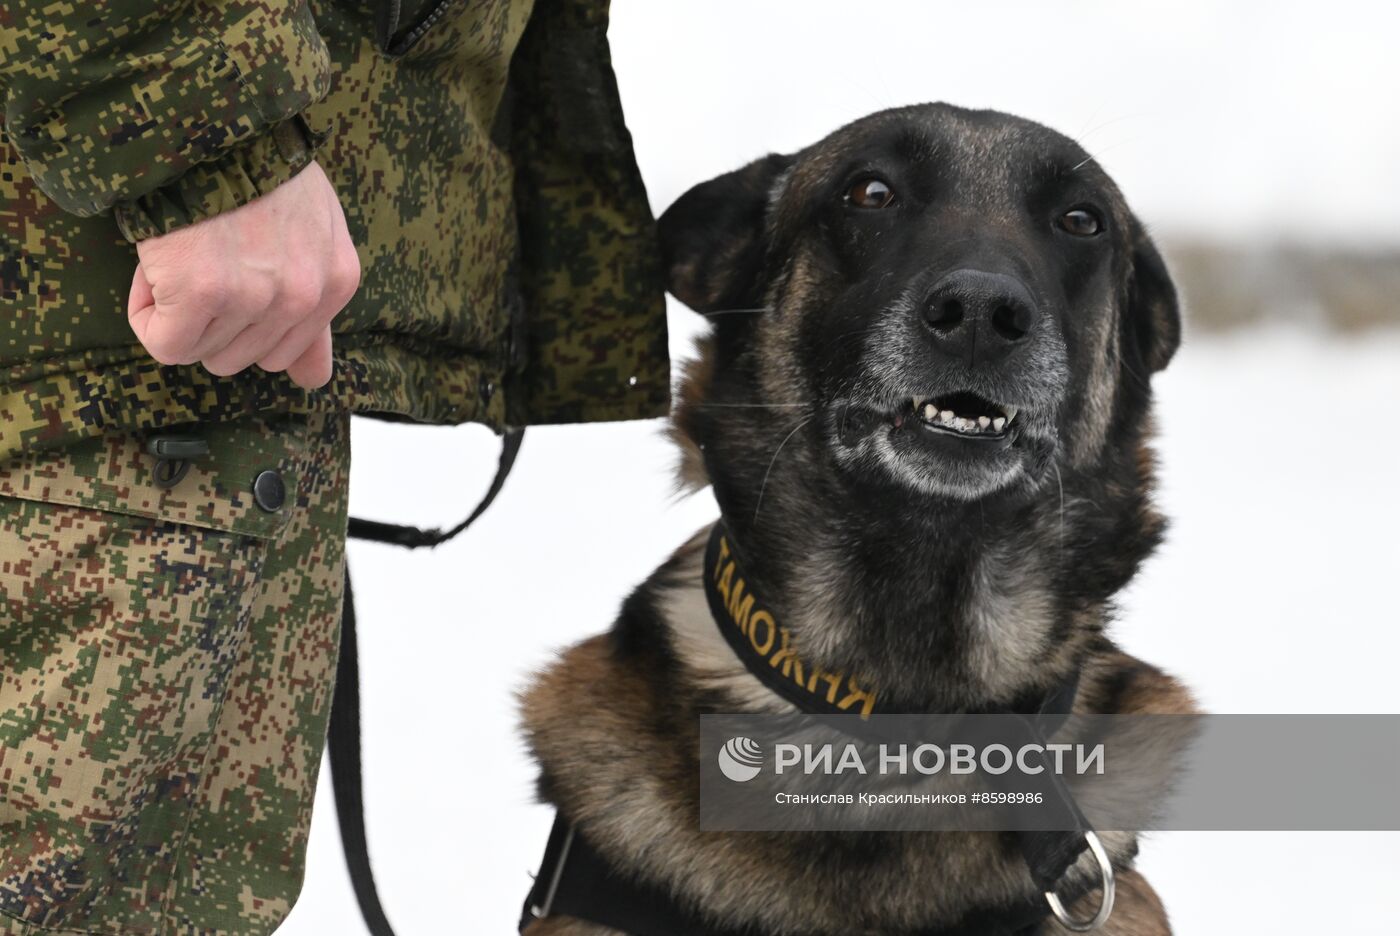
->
xmin=252 ymin=470 xmax=287 ymax=512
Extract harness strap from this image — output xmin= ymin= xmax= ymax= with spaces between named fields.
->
xmin=1012 ymin=670 xmax=1094 ymax=893
xmin=519 ymin=812 xmax=1053 ymax=936
xmin=329 ymin=427 xmax=526 ymax=936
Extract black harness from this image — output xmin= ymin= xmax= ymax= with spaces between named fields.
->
xmin=517 ymin=523 xmax=1104 ymax=936
xmin=519 ymin=812 xmax=1055 ymax=936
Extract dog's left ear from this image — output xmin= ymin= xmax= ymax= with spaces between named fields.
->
xmin=658 ymin=153 xmax=794 ymax=314
xmin=1125 ymin=224 xmax=1181 ymax=373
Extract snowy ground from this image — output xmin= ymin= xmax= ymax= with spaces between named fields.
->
xmin=274 ymin=321 xmax=1400 ymax=935
xmin=285 ymin=2 xmax=1400 ymax=931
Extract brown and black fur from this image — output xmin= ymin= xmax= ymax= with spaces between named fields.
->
xmin=522 ymin=103 xmax=1198 ymax=936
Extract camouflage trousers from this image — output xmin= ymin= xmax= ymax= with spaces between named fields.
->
xmin=0 ymin=412 xmax=351 ymax=935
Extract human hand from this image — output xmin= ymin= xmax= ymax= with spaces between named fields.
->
xmin=127 ymin=161 xmax=360 ymax=390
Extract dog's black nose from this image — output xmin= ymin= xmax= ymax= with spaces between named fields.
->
xmin=921 ymin=270 xmax=1039 ymax=366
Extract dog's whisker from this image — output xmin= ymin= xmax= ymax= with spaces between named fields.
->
xmin=690 ymin=402 xmax=814 ymax=410
xmin=1052 ymin=462 xmax=1066 ymax=547
xmin=753 ymin=415 xmax=814 ymax=523
xmin=701 ymin=307 xmax=771 ymax=317
xmin=1072 ymin=98 xmax=1109 ymax=143
xmin=1073 ymin=112 xmax=1147 ymax=149
xmin=1113 ymin=335 xmax=1151 ymax=392
xmin=1071 ymin=137 xmax=1134 ymax=172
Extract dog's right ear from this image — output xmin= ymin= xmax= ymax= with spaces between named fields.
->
xmin=657 ymin=153 xmax=794 ymax=314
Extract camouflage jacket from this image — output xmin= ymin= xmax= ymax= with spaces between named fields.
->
xmin=0 ymin=0 xmax=670 ymax=462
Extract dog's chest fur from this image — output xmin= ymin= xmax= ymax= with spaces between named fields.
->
xmin=520 ymin=528 xmax=1191 ymax=936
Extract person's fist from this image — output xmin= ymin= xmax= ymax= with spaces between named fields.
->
xmin=127 ymin=161 xmax=360 ymax=390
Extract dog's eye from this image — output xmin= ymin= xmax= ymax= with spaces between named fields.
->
xmin=846 ymin=177 xmax=895 ymax=209
xmin=1057 ymin=208 xmax=1103 ymax=237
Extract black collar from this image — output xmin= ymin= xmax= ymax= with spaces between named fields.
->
xmin=703 ymin=521 xmax=1081 ymax=720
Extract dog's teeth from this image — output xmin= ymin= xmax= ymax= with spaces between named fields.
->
xmin=1003 ymin=406 xmax=1018 ymax=423
xmin=922 ymin=403 xmax=936 ymax=421
xmin=939 ymin=410 xmax=954 ymax=424
xmin=912 ymin=396 xmax=923 ymax=410
xmin=993 ymin=417 xmax=1006 ymax=431
xmin=977 ymin=416 xmax=990 ymax=429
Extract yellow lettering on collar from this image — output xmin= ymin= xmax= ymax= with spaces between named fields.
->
xmin=748 ymin=610 xmax=776 ymax=655
xmin=769 ymin=626 xmax=806 ymax=689
xmin=838 ymin=677 xmax=879 ymax=717
xmin=716 ymin=560 xmax=735 ymax=607
xmin=707 ymin=528 xmax=882 ymax=718
xmin=726 ymin=578 xmax=755 ymax=636
xmin=714 ymin=536 xmax=732 ymax=581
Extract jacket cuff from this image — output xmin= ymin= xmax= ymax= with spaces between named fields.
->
xmin=113 ymin=115 xmax=328 ymax=242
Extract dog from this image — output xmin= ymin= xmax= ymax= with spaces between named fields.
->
xmin=519 ymin=103 xmax=1197 ymax=936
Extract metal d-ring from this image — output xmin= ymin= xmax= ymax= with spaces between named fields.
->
xmin=1044 ymin=831 xmax=1115 ymax=932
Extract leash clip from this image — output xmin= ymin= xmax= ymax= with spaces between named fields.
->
xmin=146 ymin=435 xmax=210 ymax=489
xmin=1043 ymin=831 xmax=1115 ymax=932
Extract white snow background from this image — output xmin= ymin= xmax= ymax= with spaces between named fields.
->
xmin=285 ymin=2 xmax=1400 ymax=932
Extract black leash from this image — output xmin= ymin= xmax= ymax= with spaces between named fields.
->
xmin=329 ymin=427 xmax=525 ymax=936
xmin=345 ymin=428 xmax=526 ymax=548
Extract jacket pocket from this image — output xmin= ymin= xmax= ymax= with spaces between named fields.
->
xmin=0 ymin=415 xmax=317 ymax=931
xmin=0 ymin=414 xmax=315 ymax=541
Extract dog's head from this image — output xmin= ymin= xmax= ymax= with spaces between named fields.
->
xmin=663 ymin=103 xmax=1178 ymax=505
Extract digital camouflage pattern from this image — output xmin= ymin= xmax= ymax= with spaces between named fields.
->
xmin=0 ymin=412 xmax=349 ymax=934
xmin=0 ymin=0 xmax=330 ymax=233
xmin=0 ymin=0 xmax=670 ymax=465
xmin=505 ymin=0 xmax=672 ymax=424
xmin=0 ymin=2 xmax=668 ymax=930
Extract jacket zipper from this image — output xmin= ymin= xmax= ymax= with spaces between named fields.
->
xmin=386 ymin=0 xmax=466 ymax=56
